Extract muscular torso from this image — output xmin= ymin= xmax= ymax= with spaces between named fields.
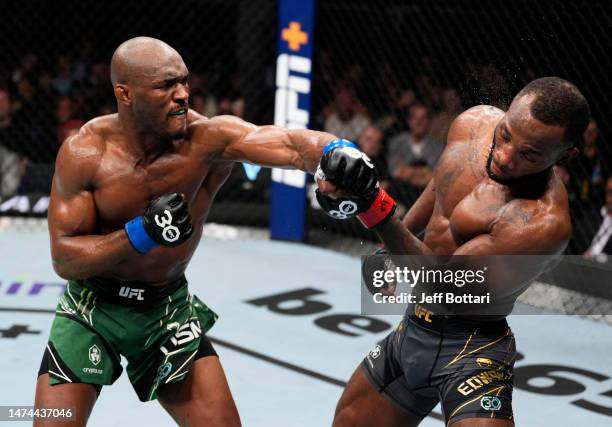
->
xmin=69 ymin=113 xmax=232 ymax=284
xmin=397 ymin=106 xmax=572 ymax=314
xmin=422 ymin=106 xmax=568 ymax=255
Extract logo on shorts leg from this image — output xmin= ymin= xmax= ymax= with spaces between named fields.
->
xmin=480 ymin=396 xmax=502 ymax=411
xmin=369 ymin=344 xmax=382 ymax=360
xmin=89 ymin=344 xmax=102 ymax=366
xmin=157 ymin=363 xmax=173 ymax=380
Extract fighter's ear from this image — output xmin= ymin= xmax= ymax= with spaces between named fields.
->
xmin=556 ymin=146 xmax=579 ymax=166
xmin=114 ymin=84 xmax=132 ymax=107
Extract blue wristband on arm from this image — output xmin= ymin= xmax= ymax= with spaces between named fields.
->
xmin=323 ymin=138 xmax=358 ymax=154
xmin=125 ymin=216 xmax=159 ymax=254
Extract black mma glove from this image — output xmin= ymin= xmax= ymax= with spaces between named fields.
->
xmin=315 ymin=139 xmax=396 ymax=228
xmin=125 ymin=192 xmax=194 ymax=253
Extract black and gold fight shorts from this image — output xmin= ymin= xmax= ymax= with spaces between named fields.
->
xmin=362 ymin=305 xmax=516 ymax=425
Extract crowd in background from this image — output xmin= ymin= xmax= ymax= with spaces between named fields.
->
xmin=315 ymin=59 xmax=611 ymax=256
xmin=0 ymin=52 xmax=610 ymax=256
xmin=0 ymin=52 xmax=246 ymax=197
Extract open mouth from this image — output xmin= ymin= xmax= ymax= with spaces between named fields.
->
xmin=169 ymin=107 xmax=188 ymax=117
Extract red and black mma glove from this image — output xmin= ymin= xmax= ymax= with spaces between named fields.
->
xmin=315 ymin=139 xmax=396 ymax=229
xmin=125 ymin=192 xmax=194 ymax=253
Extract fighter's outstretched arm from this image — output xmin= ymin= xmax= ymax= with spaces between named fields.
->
xmin=48 ymin=135 xmax=137 ymax=280
xmin=205 ymin=115 xmax=335 ymax=173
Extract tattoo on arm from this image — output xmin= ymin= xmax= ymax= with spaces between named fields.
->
xmin=497 ymin=200 xmax=534 ymax=227
xmin=436 ymin=145 xmax=466 ymax=197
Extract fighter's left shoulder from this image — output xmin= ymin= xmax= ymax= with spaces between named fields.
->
xmin=188 ymin=113 xmax=256 ymax=154
xmin=446 ymin=105 xmax=503 ymax=146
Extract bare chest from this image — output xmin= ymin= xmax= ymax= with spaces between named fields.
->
xmin=92 ymin=151 xmax=212 ymax=230
xmin=426 ymin=143 xmax=509 ymax=248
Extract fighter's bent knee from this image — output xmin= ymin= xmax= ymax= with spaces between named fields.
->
xmin=158 ymin=356 xmax=241 ymax=427
xmin=332 ymin=366 xmax=414 ymax=427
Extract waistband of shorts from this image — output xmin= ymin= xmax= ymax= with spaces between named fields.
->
xmin=73 ymin=275 xmax=187 ymax=306
xmin=408 ymin=309 xmax=508 ymax=334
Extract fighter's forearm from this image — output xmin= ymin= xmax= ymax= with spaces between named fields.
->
xmin=287 ymin=129 xmax=336 ymax=173
xmin=51 ymin=230 xmax=138 ymax=280
xmin=402 ymin=179 xmax=435 ymax=236
xmin=375 ymin=216 xmax=433 ymax=255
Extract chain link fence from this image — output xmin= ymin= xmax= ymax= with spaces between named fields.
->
xmin=0 ymin=0 xmax=277 ymax=227
xmin=0 ymin=0 xmax=610 ymax=259
xmin=309 ymin=0 xmax=612 ymax=257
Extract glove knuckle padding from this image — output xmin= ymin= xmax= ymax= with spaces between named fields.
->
xmin=341 ymin=159 xmax=358 ymax=190
xmin=176 ymin=213 xmax=190 ymax=226
xmin=355 ymin=163 xmax=375 ymax=195
xmin=316 ymin=141 xmax=396 ymax=228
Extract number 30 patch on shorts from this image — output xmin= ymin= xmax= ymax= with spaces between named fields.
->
xmin=480 ymin=396 xmax=502 ymax=411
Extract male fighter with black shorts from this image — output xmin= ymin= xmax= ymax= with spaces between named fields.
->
xmin=33 ymin=36 xmax=385 ymax=426
xmin=316 ymin=77 xmax=590 ymax=426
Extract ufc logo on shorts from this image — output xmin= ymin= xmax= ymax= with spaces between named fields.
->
xmin=119 ymin=286 xmax=145 ymax=300
xmin=154 ymin=210 xmax=180 ymax=242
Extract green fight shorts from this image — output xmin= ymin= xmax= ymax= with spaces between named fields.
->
xmin=38 ymin=276 xmax=218 ymax=401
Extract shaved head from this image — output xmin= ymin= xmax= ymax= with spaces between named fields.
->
xmin=110 ymin=37 xmax=183 ymax=86
xmin=110 ymin=37 xmax=190 ymax=140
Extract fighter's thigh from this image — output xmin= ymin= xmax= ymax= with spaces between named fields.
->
xmin=449 ymin=418 xmax=514 ymax=427
xmin=34 ymin=374 xmax=98 ymax=427
xmin=157 ymin=356 xmax=241 ymax=427
xmin=332 ymin=366 xmax=422 ymax=427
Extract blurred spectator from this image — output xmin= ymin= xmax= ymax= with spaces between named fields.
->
xmin=0 ymin=88 xmax=25 ymax=197
xmin=571 ymin=119 xmax=607 ymax=211
xmin=324 ymin=88 xmax=370 ymax=141
xmin=217 ymin=97 xmax=234 ymax=115
xmin=340 ymin=64 xmax=367 ymax=103
xmin=429 ymin=88 xmax=463 ymax=144
xmin=98 ymin=104 xmax=116 ymax=116
xmin=53 ymin=55 xmax=75 ymax=96
xmin=388 ymin=103 xmax=443 ymax=193
xmin=231 ymin=98 xmax=245 ymax=118
xmin=379 ymin=88 xmax=417 ymax=134
xmin=82 ymin=62 xmax=114 ymax=117
xmin=584 ymin=177 xmax=612 ymax=260
xmin=14 ymin=75 xmax=37 ymax=116
xmin=56 ymin=96 xmax=74 ymax=123
xmin=59 ymin=119 xmax=85 ymax=143
xmin=36 ymin=69 xmax=58 ymax=111
xmin=414 ymin=74 xmax=441 ymax=110
xmin=190 ymin=90 xmax=218 ymax=118
xmin=11 ymin=53 xmax=38 ymax=84
xmin=56 ymin=95 xmax=85 ymax=141
xmin=357 ymin=125 xmax=390 ymax=186
xmin=213 ymin=95 xmax=245 ymax=118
